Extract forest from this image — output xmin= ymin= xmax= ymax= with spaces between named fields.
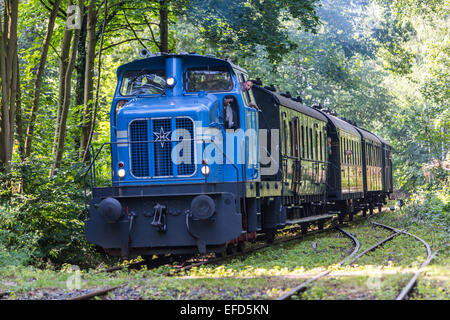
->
xmin=0 ymin=0 xmax=448 ymax=301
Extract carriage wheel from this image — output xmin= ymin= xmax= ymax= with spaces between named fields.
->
xmin=338 ymin=213 xmax=344 ymax=224
xmin=318 ymin=220 xmax=324 ymax=230
xmin=301 ymin=223 xmax=308 ymax=234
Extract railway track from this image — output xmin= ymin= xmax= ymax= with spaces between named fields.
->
xmin=67 ymin=210 xmax=388 ymax=300
xmin=278 ymin=220 xmax=437 ymax=300
xmin=277 ymin=226 xmax=360 ymax=300
xmin=370 ymin=221 xmax=437 ymax=300
xmin=68 ymin=215 xmax=349 ymax=300
xmin=99 ymin=209 xmax=377 ymax=276
xmin=5 ymin=209 xmax=429 ymax=301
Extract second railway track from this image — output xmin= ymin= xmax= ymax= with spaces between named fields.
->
xmin=278 ymin=220 xmax=439 ymax=300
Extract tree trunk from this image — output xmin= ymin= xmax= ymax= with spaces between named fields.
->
xmin=52 ymin=0 xmax=74 ymax=157
xmin=15 ymin=58 xmax=24 ymax=160
xmin=51 ymin=1 xmax=84 ymax=176
xmin=79 ymin=0 xmax=96 ymax=160
xmin=159 ymin=0 xmax=169 ymax=53
xmin=24 ymin=0 xmax=62 ymax=158
xmin=74 ymin=11 xmax=87 ymax=151
xmin=0 ymin=9 xmax=10 ymax=170
xmin=0 ymin=0 xmax=19 ymax=171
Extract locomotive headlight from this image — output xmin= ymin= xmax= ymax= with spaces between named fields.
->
xmin=118 ymin=168 xmax=126 ymax=178
xmin=166 ymin=77 xmax=176 ymax=87
xmin=201 ymin=160 xmax=210 ymax=176
xmin=201 ymin=165 xmax=210 ymax=176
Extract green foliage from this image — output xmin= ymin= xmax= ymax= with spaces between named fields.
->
xmin=180 ymin=0 xmax=320 ymax=63
xmin=406 ymin=186 xmax=450 ymax=237
xmin=0 ymin=160 xmax=105 ymax=268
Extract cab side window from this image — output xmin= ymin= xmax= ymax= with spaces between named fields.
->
xmin=235 ymin=71 xmax=257 ymax=106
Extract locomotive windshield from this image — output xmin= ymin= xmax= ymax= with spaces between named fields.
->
xmin=186 ymin=66 xmax=232 ymax=92
xmin=120 ymin=69 xmax=165 ymax=96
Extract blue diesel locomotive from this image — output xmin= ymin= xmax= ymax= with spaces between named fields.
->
xmin=83 ymin=52 xmax=393 ymax=258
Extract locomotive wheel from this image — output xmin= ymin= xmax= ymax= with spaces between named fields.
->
xmin=237 ymin=241 xmax=246 ymax=253
xmin=226 ymin=243 xmax=237 ymax=255
xmin=215 ymin=246 xmax=227 ymax=258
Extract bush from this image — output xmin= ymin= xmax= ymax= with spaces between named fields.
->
xmin=0 ymin=160 xmax=105 ymax=268
xmin=402 ymin=185 xmax=450 ymax=243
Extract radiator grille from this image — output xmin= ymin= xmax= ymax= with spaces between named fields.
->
xmin=129 ymin=117 xmax=195 ymax=178
xmin=176 ymin=118 xmax=195 ymax=175
xmin=129 ymin=120 xmax=149 ymax=177
xmin=153 ymin=118 xmax=172 ymax=177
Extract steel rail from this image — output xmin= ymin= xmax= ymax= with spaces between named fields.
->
xmin=277 ymin=226 xmax=360 ymax=300
xmin=347 ymin=230 xmax=404 ymax=265
xmin=68 ymin=285 xmax=123 ymax=301
xmin=370 ymin=221 xmax=435 ymax=300
xmin=163 ymin=219 xmax=340 ymax=276
xmin=396 ymin=250 xmax=439 ymax=300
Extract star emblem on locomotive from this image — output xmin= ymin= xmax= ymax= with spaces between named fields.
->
xmin=154 ymin=127 xmax=171 ymax=148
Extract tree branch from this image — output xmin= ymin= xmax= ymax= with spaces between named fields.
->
xmin=123 ymin=9 xmax=148 ymax=49
xmin=97 ymin=37 xmax=153 ymax=54
xmin=39 ymin=0 xmax=66 ymax=19
xmin=144 ymin=14 xmax=161 ymax=51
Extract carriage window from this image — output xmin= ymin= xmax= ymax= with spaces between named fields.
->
xmin=377 ymin=146 xmax=380 ymax=165
xmin=186 ymin=66 xmax=232 ymax=92
xmin=309 ymin=128 xmax=313 ymax=159
xmin=301 ymin=125 xmax=305 ymax=158
xmin=347 ymin=139 xmax=350 ymax=164
xmin=293 ymin=118 xmax=299 ymax=158
xmin=283 ymin=117 xmax=288 ymax=156
xmin=343 ymin=138 xmax=347 ymax=164
xmin=315 ymin=130 xmax=318 ymax=160
xmin=352 ymin=140 xmax=355 ymax=164
xmin=120 ymin=70 xmax=165 ymax=96
xmin=305 ymin=126 xmax=310 ymax=159
xmin=319 ymin=132 xmax=323 ymax=161
xmin=289 ymin=121 xmax=294 ymax=157
xmin=356 ymin=142 xmax=359 ymax=165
